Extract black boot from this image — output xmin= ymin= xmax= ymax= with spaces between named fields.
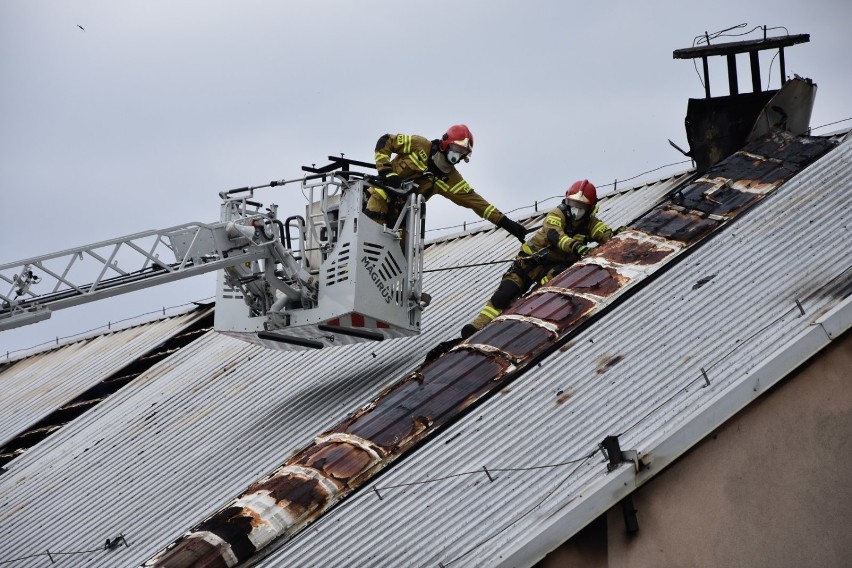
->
xmin=460 ymin=323 xmax=479 ymax=339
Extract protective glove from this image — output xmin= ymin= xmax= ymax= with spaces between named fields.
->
xmin=380 ymin=171 xmax=403 ymax=189
xmin=546 ymin=229 xmax=561 ymax=248
xmin=574 ymin=242 xmax=589 ymax=256
xmin=497 ymin=216 xmax=528 ymax=243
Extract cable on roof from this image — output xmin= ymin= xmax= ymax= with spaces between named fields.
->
xmin=618 ymin=264 xmax=852 ymax=439
xmin=689 ymin=24 xmax=790 ymax=91
xmin=0 ymin=535 xmax=128 ymax=566
xmin=373 ymin=450 xmax=600 ymax=493
xmin=427 ymin=159 xmax=693 ymax=235
xmin=439 ymin=450 xmax=600 ymax=567
xmin=810 ymin=117 xmax=852 ymax=132
xmin=617 ymin=303 xmax=800 ymax=439
xmin=3 ymin=297 xmax=214 ymax=361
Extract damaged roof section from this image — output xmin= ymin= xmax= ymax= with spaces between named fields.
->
xmin=142 ymin=131 xmax=837 ymax=568
xmin=672 ymin=34 xmax=816 ymax=173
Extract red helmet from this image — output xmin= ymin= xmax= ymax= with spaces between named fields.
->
xmin=440 ymin=124 xmax=474 ymax=153
xmin=565 ymin=179 xmax=598 ymax=208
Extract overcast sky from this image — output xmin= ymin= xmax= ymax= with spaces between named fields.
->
xmin=2 ymin=0 xmax=850 ymax=358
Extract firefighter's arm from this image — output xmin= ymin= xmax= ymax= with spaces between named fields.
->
xmin=435 ymin=177 xmax=500 ymax=222
xmin=374 ymin=133 xmax=415 ymax=184
xmin=588 ymin=215 xmax=613 ymax=243
xmin=433 ymin=174 xmax=527 ymax=241
xmin=544 ymin=213 xmax=588 ymax=255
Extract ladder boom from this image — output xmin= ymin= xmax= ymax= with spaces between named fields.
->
xmin=0 ymin=214 xmax=276 ymax=331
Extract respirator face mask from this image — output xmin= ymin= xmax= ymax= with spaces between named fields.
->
xmin=446 ymin=143 xmax=470 ymax=165
xmin=570 ymin=205 xmax=589 ymax=219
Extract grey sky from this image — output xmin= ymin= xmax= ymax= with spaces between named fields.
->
xmin=2 ymin=0 xmax=850 ymax=357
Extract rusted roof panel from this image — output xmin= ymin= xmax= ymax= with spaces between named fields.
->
xmin=142 ymin=132 xmax=837 ymax=567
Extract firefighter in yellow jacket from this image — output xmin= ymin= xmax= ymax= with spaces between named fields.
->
xmin=368 ymin=124 xmax=527 ymax=242
xmin=461 ymin=179 xmax=613 ymax=339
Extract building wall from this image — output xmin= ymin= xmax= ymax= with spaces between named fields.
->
xmin=542 ymin=331 xmax=852 ymax=568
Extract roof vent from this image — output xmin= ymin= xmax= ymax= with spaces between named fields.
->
xmin=673 ymin=28 xmax=816 ymax=172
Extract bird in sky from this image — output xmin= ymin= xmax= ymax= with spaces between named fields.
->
xmin=77 ymin=24 xmax=85 ymax=31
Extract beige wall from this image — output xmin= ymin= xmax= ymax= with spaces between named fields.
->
xmin=542 ymin=331 xmax=852 ymax=568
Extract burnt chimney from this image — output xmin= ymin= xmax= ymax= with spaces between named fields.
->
xmin=673 ymin=30 xmax=816 ymax=172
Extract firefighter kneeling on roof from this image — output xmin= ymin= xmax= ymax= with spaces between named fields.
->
xmin=367 ymin=124 xmax=528 ymax=242
xmin=461 ymin=180 xmax=613 ymax=339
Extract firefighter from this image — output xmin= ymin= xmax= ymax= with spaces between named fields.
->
xmin=368 ymin=124 xmax=528 ymax=242
xmin=460 ymin=179 xmax=613 ymax=339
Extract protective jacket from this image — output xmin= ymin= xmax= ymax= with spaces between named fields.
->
xmin=373 ymin=133 xmax=506 ymax=224
xmin=520 ymin=203 xmax=612 ymax=264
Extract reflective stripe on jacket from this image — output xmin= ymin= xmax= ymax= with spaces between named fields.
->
xmin=522 ymin=205 xmax=612 ymax=263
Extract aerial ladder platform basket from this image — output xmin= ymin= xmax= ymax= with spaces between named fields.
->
xmin=211 ymin=158 xmax=428 ymax=350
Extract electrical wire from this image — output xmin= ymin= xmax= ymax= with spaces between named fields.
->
xmin=0 ymin=537 xmax=128 ymax=566
xmin=3 ymin=297 xmax=215 ymax=360
xmin=811 ymin=117 xmax=852 ymax=132
xmin=439 ymin=450 xmax=600 ymax=567
xmin=690 ymin=24 xmax=790 ymax=92
xmin=427 ymin=159 xmax=692 ymax=235
xmin=374 ymin=452 xmax=599 ymax=494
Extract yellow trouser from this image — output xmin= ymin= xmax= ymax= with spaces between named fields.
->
xmin=469 ymin=256 xmax=572 ymax=330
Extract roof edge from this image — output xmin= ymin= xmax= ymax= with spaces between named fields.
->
xmin=494 ymin=293 xmax=852 ymax=567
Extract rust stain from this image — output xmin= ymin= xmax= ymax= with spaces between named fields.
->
xmin=295 ymin=441 xmax=376 ymax=484
xmin=148 ymin=534 xmax=234 ymax=568
xmin=729 ymin=179 xmax=778 ymax=193
xmin=708 ymin=153 xmax=790 ymax=188
xmin=595 ymin=354 xmax=624 ymax=375
xmin=633 ymin=208 xmax=720 ymax=243
xmin=469 ymin=319 xmax=555 ymax=361
xmin=555 ymin=389 xmax=574 ymax=405
xmin=545 ymin=264 xmax=625 ymax=296
xmin=336 ymin=350 xmax=510 ymax=452
xmin=252 ymin=472 xmax=330 ymax=519
xmin=741 ymin=131 xmax=833 ymax=168
xmin=674 ymin=178 xmax=761 ymax=215
xmin=195 ymin=506 xmax=257 ymax=562
xmin=590 ymin=236 xmax=674 ymax=266
xmin=505 ymin=292 xmax=595 ymax=332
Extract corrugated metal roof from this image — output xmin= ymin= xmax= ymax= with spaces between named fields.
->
xmin=262 ymin=133 xmax=852 ymax=567
xmin=0 ymin=308 xmax=210 ymax=444
xmin=0 ymin=128 xmax=849 ymax=568
xmin=142 ymin=132 xmax=837 ymax=567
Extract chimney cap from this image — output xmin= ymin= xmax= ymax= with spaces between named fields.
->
xmin=673 ymin=33 xmax=809 ymax=59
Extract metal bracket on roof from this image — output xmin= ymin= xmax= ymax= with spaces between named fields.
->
xmin=601 ymin=436 xmax=640 ymax=472
xmin=601 ymin=435 xmax=641 ymax=535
